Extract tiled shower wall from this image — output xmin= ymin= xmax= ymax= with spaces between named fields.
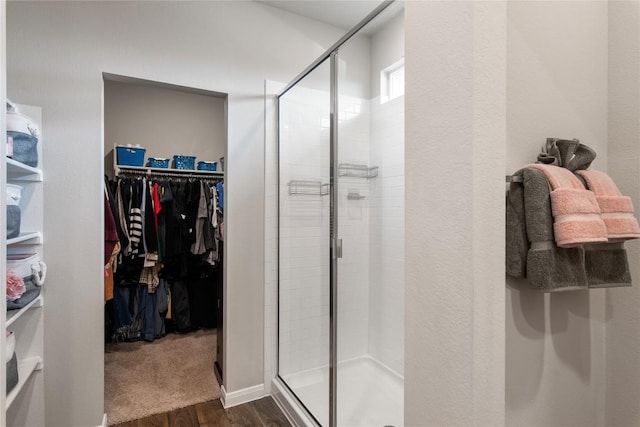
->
xmin=278 ymin=86 xmax=374 ymax=375
xmin=278 ymin=86 xmax=331 ymax=376
xmin=368 ymin=95 xmax=404 ymax=376
xmin=337 ymin=97 xmax=371 ymax=363
xmin=277 ymin=85 xmax=404 ymax=378
xmin=266 ymin=5 xmax=405 ymax=404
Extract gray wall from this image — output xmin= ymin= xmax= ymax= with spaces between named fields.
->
xmin=6 ymin=2 xmax=344 ymax=425
xmin=505 ymin=2 xmax=608 ymax=426
xmin=104 ymin=80 xmax=226 ymax=169
xmin=606 ymin=2 xmax=640 ymax=426
xmin=405 ymin=1 xmax=507 ymax=425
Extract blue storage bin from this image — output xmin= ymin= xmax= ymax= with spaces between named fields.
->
xmin=197 ymin=161 xmax=217 ymax=171
xmin=8 ymin=132 xmax=38 ymax=167
xmin=116 ymin=146 xmax=146 ymax=167
xmin=173 ymin=155 xmax=196 ymax=170
xmin=147 ymin=157 xmax=170 ymax=168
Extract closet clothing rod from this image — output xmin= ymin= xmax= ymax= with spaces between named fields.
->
xmin=115 ymin=166 xmax=224 ymax=180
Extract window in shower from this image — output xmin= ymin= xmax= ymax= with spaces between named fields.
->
xmin=381 ymin=58 xmax=405 ymax=104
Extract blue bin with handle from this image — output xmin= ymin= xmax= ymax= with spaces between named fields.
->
xmin=197 ymin=161 xmax=217 ymax=171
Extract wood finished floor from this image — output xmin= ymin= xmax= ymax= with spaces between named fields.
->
xmin=112 ymin=397 xmax=292 ymax=427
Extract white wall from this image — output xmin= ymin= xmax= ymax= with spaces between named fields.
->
xmin=606 ymin=2 xmax=640 ymax=426
xmin=104 ymin=79 xmax=226 ymax=166
xmin=405 ymin=1 xmax=506 ymax=425
xmin=6 ymin=2 xmax=345 ymax=425
xmin=505 ymin=3 xmax=608 ymax=426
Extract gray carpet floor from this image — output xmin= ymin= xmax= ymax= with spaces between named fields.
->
xmin=105 ymin=329 xmax=220 ymax=425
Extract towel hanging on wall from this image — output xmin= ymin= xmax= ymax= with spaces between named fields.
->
xmin=526 ymin=163 xmax=608 ymax=248
xmin=575 ymin=169 xmax=640 ymax=242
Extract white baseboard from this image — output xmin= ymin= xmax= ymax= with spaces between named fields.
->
xmin=220 ymin=383 xmax=267 ymax=408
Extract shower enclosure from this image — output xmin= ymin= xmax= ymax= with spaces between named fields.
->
xmin=274 ymin=2 xmax=404 ymax=426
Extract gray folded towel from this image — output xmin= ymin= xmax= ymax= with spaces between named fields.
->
xmin=537 ymin=137 xmax=596 ymax=171
xmin=507 ymin=168 xmax=588 ymax=291
xmin=584 ymin=243 xmax=631 ymax=288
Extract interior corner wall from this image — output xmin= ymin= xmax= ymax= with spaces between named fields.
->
xmin=405 ymin=1 xmax=506 ymax=425
xmin=103 ymin=80 xmax=226 ymax=163
xmin=505 ymin=2 xmax=608 ymax=426
xmin=6 ymin=2 xmax=345 ymax=425
xmin=606 ymin=2 xmax=640 ymax=426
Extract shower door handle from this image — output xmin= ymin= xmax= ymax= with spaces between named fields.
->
xmin=332 ymin=238 xmax=342 ymax=259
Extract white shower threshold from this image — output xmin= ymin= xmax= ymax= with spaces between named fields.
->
xmin=274 ymin=355 xmax=404 ymax=427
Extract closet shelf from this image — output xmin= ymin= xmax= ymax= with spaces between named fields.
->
xmin=6 ymin=356 xmax=43 ymax=409
xmin=6 ymin=158 xmax=43 ymax=182
xmin=7 ymin=232 xmax=42 ymax=246
xmin=115 ymin=165 xmax=224 ymax=178
xmin=338 ymin=163 xmax=378 ymax=179
xmin=288 ymin=180 xmax=329 ymax=196
xmin=7 ymin=295 xmax=43 ymax=328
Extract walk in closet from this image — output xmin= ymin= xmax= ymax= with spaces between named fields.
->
xmin=103 ymin=75 xmax=227 ymax=424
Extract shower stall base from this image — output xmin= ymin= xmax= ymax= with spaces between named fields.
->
xmin=276 ymin=356 xmax=403 ymax=427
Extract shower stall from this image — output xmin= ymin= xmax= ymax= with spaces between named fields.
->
xmin=273 ymin=2 xmax=404 ymax=426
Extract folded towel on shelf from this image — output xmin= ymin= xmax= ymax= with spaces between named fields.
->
xmin=527 ymin=164 xmax=608 ymax=248
xmin=575 ymin=169 xmax=640 ymax=242
xmin=506 ymin=168 xmax=588 ymax=292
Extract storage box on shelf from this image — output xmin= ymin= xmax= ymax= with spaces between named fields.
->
xmin=5 ymin=184 xmax=21 ymax=240
xmin=197 ymin=161 xmax=217 ymax=171
xmin=173 ymin=155 xmax=196 ymax=170
xmin=146 ymin=157 xmax=169 ymax=168
xmin=6 ymin=100 xmax=39 ymax=168
xmin=115 ymin=145 xmax=146 ymax=167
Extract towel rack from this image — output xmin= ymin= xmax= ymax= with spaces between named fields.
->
xmin=506 ymin=175 xmax=523 ymax=183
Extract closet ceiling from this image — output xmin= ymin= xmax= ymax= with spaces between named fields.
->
xmin=256 ymin=0 xmax=382 ymax=30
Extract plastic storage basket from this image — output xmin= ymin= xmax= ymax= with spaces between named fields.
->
xmin=147 ymin=157 xmax=170 ymax=168
xmin=197 ymin=161 xmax=217 ymax=171
xmin=173 ymin=155 xmax=196 ymax=170
xmin=116 ymin=145 xmax=146 ymax=167
xmin=6 ymin=184 xmax=22 ymax=239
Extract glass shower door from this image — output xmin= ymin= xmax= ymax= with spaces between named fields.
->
xmin=277 ymin=3 xmax=404 ymax=425
xmin=278 ymin=59 xmax=331 ymax=426
xmin=335 ymin=4 xmax=405 ymax=426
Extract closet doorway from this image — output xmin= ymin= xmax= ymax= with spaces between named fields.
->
xmin=102 ymin=74 xmax=227 ymax=425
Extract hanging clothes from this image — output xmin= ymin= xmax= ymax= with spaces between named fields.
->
xmin=105 ymin=173 xmax=224 ymax=343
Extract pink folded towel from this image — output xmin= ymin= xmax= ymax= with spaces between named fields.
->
xmin=575 ymin=170 xmax=640 ymax=242
xmin=527 ymin=164 xmax=608 ymax=247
